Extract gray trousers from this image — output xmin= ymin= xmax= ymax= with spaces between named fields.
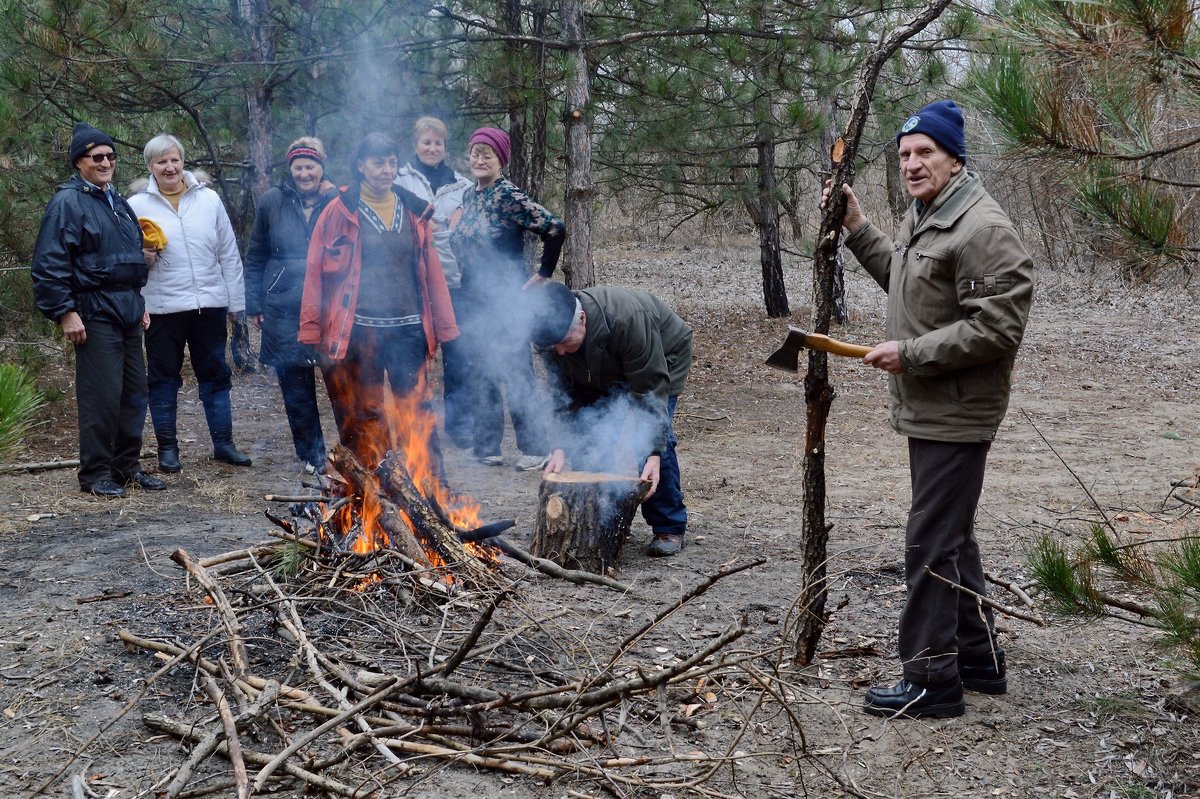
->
xmin=899 ymin=437 xmax=997 ymax=685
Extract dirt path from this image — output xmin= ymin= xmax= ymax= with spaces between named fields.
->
xmin=1 ymin=244 xmax=1197 ymax=798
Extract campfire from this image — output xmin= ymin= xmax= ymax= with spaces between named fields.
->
xmin=111 ymin=373 xmax=763 ymax=797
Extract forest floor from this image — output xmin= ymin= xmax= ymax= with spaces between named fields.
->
xmin=1 ymin=240 xmax=1198 ymax=799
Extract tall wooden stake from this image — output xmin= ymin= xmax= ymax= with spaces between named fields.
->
xmin=794 ymin=0 xmax=954 ymax=666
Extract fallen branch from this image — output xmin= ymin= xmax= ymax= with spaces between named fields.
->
xmin=0 ymin=450 xmax=154 ymax=474
xmin=923 ymin=566 xmax=1046 ymax=626
xmin=494 ymin=537 xmax=642 ymax=597
xmin=985 ymin=570 xmax=1038 ymax=609
xmin=145 ymin=714 xmax=369 ymax=798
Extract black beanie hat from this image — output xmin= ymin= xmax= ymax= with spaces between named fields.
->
xmin=69 ymin=121 xmax=115 ymax=167
xmin=531 ymin=282 xmax=580 ymax=348
xmin=896 ymin=100 xmax=967 ymax=165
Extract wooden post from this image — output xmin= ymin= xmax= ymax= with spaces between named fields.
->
xmin=531 ymin=471 xmax=651 ymax=573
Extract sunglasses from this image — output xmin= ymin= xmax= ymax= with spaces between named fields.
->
xmin=87 ymin=152 xmax=118 ymax=164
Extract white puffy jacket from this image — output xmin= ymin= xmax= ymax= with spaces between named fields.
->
xmin=128 ymin=171 xmax=245 ymax=314
xmin=395 ymin=164 xmax=472 ymax=288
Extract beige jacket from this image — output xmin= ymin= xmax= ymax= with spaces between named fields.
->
xmin=845 ymin=170 xmax=1034 ymax=442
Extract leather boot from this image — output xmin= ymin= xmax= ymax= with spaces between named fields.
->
xmin=158 ymin=445 xmax=181 ymax=473
xmin=212 ymin=437 xmax=252 ymax=466
xmin=863 ymin=679 xmax=965 ymax=719
xmin=154 ymin=424 xmax=181 ymax=473
xmin=960 ymin=650 xmax=1007 ymax=695
xmin=202 ymin=385 xmax=251 ymax=466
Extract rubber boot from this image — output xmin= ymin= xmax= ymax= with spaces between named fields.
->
xmin=201 ymin=385 xmax=252 ymax=466
xmin=149 ymin=393 xmax=182 ymax=473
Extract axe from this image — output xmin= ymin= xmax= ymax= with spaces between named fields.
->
xmin=765 ymin=326 xmax=873 ymax=372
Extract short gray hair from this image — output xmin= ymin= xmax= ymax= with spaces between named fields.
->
xmin=143 ymin=134 xmax=185 ymax=167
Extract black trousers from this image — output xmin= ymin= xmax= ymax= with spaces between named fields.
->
xmin=75 ymin=319 xmax=147 ymax=488
xmin=321 ymin=324 xmax=440 ymax=469
xmin=275 ymin=364 xmax=326 ymax=466
xmin=899 ymin=438 xmax=997 ymax=685
xmin=145 ymin=308 xmax=234 ymax=445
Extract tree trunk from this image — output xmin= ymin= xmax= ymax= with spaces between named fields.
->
xmin=501 ymin=0 xmax=528 ymax=190
xmin=561 ymin=0 xmax=594 ymax=288
xmin=237 ymin=0 xmax=274 ymax=201
xmin=884 ymin=146 xmax=908 ymax=223
xmin=531 ymin=472 xmax=651 ymax=573
xmin=818 ymin=97 xmax=848 ymax=325
xmin=756 ymin=128 xmax=789 ymax=318
xmin=794 ymin=0 xmax=953 ymax=666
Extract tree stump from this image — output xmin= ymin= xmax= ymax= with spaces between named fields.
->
xmin=531 ymin=471 xmax=651 ymax=574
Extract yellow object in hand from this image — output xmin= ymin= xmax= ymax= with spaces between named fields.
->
xmin=138 ymin=217 xmax=168 ymax=251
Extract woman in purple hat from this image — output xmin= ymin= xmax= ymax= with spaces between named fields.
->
xmin=449 ymin=126 xmax=565 ymax=471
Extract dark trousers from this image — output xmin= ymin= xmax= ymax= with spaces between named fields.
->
xmin=276 ymin=364 xmax=326 ymax=466
xmin=440 ymin=338 xmax=472 ymax=447
xmin=458 ymin=300 xmax=547 ymax=457
xmin=899 ymin=438 xmax=996 ymax=685
xmin=642 ymin=395 xmax=687 ymax=535
xmin=75 ymin=319 xmax=147 ymax=488
xmin=145 ymin=308 xmax=235 ymax=446
xmin=321 ymin=324 xmax=441 ymax=469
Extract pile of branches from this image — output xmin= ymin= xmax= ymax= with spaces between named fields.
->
xmin=116 ymin=502 xmax=770 ymax=798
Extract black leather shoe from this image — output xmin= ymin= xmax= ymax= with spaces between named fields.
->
xmin=83 ymin=479 xmax=126 ymax=499
xmin=960 ymin=650 xmax=1007 ymax=695
xmin=213 ymin=442 xmax=252 ymax=466
xmin=158 ymin=446 xmax=181 ymax=473
xmin=863 ymin=679 xmax=965 ymax=718
xmin=645 ymin=533 xmax=684 ymax=557
xmin=128 ymin=471 xmax=168 ymax=491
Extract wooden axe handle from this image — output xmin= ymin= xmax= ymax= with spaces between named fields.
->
xmin=805 ymin=333 xmax=872 ymax=359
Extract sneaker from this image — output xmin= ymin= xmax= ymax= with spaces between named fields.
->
xmin=479 ymin=454 xmax=504 ymax=467
xmin=863 ymin=679 xmax=965 ymax=719
xmin=645 ymin=533 xmax=684 ymax=557
xmin=515 ymin=453 xmax=550 ymax=472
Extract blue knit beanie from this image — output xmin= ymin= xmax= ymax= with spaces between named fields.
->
xmin=896 ymin=100 xmax=967 ymax=164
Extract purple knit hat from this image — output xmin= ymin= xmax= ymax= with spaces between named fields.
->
xmin=469 ymin=127 xmax=510 ymax=168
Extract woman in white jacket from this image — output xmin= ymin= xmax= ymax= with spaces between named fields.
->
xmin=127 ymin=134 xmax=250 ymax=472
xmin=393 ymin=117 xmax=475 ymax=449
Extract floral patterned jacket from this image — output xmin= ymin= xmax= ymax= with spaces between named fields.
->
xmin=450 ymin=177 xmax=565 ymax=298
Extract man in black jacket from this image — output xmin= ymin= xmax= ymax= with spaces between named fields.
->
xmin=32 ymin=122 xmax=166 ymax=497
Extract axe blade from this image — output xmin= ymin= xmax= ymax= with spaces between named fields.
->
xmin=765 ymin=327 xmax=808 ymax=373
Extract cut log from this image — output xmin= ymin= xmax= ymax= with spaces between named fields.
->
xmin=530 ymin=471 xmax=651 ymax=573
xmin=328 ymin=446 xmax=434 ymax=569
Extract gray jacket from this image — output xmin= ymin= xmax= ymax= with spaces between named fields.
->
xmin=845 ymin=170 xmax=1034 ymax=442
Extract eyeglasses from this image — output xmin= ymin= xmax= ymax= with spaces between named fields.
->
xmin=87 ymin=152 xmax=118 ymax=164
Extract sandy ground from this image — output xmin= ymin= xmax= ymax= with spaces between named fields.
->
xmin=1 ymin=241 xmax=1198 ymax=798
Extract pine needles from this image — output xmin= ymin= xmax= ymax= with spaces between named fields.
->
xmin=0 ymin=363 xmax=44 ymax=462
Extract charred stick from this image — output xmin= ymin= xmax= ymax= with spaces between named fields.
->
xmin=144 ymin=714 xmax=368 ymax=798
xmin=458 ymin=519 xmax=517 ymax=543
xmin=170 ymin=549 xmax=250 ymax=676
xmin=922 ymin=566 xmax=1047 ymax=625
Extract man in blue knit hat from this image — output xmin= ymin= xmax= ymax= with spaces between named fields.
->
xmin=823 ymin=99 xmax=1034 ymax=717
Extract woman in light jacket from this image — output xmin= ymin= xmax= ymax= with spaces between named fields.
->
xmin=245 ymin=137 xmax=337 ymax=472
xmin=127 ymin=134 xmax=250 ymax=472
xmin=394 ymin=116 xmax=474 ymax=449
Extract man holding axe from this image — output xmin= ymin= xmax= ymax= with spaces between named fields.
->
xmin=820 ymin=100 xmax=1033 ymax=718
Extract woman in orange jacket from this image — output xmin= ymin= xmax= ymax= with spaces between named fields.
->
xmin=299 ymin=132 xmax=458 ymax=467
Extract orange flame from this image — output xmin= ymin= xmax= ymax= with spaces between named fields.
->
xmin=322 ymin=361 xmax=486 ymax=562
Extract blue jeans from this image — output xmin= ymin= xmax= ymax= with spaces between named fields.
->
xmin=641 ymin=395 xmax=687 ymax=536
xmin=276 ymin=364 xmax=325 ymax=465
